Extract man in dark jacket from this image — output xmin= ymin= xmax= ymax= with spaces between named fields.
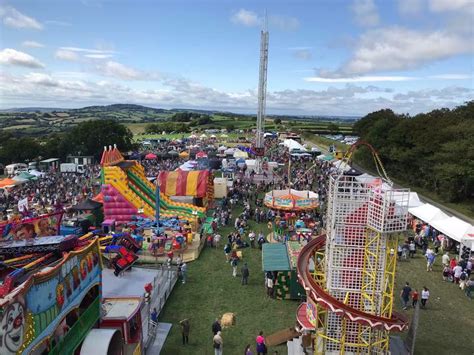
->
xmin=212 ymin=318 xmax=222 ymax=335
xmin=241 ymin=263 xmax=250 ymax=285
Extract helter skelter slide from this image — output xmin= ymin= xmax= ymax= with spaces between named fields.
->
xmin=297 ymin=142 xmax=410 ymax=354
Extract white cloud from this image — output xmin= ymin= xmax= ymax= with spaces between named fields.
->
xmin=84 ymin=54 xmax=114 ymax=59
xmin=0 ymin=48 xmax=44 ymax=68
xmin=231 ymin=9 xmax=260 ymax=27
xmin=293 ymin=49 xmax=312 ymax=61
xmin=99 ymin=61 xmax=145 ymax=80
xmin=319 ymin=27 xmax=473 ymax=77
xmin=55 ymin=49 xmax=80 ymax=61
xmin=429 ymin=0 xmax=472 ymax=12
xmin=351 ymin=0 xmax=379 ymax=27
xmin=0 ymin=5 xmax=43 ymax=30
xmin=429 ymin=74 xmax=472 ymax=80
xmin=22 ymin=40 xmax=44 ymax=48
xmin=0 ymin=71 xmax=471 ymax=116
xmin=59 ymin=46 xmax=116 ymax=55
xmin=231 ymin=9 xmax=300 ymax=31
xmin=305 ymin=76 xmax=416 ymax=83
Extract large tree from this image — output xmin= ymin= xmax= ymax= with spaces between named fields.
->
xmin=66 ymin=120 xmax=134 ymax=158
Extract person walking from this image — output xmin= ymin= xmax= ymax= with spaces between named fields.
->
xmin=224 ymin=243 xmax=232 ymax=262
xmin=421 ymin=286 xmax=430 ymax=308
xmin=212 ymin=318 xmax=222 ymax=335
xmin=180 ymin=318 xmax=190 ymax=345
xmin=400 ymin=282 xmax=411 ymax=310
xmin=412 ymin=289 xmax=419 ymax=308
xmin=213 ymin=331 xmax=223 ymax=355
xmin=241 ymin=263 xmax=250 ymax=285
xmin=181 ymin=262 xmax=187 ymax=284
xmin=231 ymin=256 xmax=238 ymax=277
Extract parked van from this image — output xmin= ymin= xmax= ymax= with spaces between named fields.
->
xmin=5 ymin=163 xmax=28 ymax=176
xmin=60 ymin=163 xmax=85 ymax=173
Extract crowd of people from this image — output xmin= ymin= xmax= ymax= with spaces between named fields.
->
xmin=0 ymin=165 xmax=100 ymax=219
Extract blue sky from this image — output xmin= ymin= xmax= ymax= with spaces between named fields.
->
xmin=0 ymin=0 xmax=472 ymax=115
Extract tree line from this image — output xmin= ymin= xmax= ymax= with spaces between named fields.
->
xmin=0 ymin=120 xmax=134 ymax=165
xmin=353 ymin=101 xmax=474 ymax=204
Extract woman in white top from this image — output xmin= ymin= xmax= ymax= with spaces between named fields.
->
xmin=421 ymin=286 xmax=430 ymax=308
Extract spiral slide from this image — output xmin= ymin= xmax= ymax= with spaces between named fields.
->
xmin=296 ymin=235 xmax=408 ymax=332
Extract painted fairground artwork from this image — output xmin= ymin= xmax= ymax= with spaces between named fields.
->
xmin=0 ymin=240 xmax=102 ymax=354
xmin=0 ymin=213 xmax=63 ymax=241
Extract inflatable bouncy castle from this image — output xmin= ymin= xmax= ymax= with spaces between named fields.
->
xmin=100 ymin=146 xmax=209 ymax=225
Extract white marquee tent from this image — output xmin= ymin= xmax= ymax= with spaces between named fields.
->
xmin=408 ymin=203 xmax=449 ymax=223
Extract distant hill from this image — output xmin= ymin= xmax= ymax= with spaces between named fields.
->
xmin=0 ymin=107 xmax=68 ymax=113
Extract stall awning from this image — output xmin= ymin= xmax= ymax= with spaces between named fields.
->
xmin=408 ymin=203 xmax=449 ymax=223
xmin=430 ymin=216 xmax=473 ymax=243
xmin=262 ymin=243 xmax=290 ymax=271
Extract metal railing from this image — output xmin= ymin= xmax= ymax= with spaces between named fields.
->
xmin=140 ymin=265 xmax=178 ymax=350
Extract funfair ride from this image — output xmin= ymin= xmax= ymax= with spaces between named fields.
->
xmin=297 ymin=142 xmax=410 ymax=354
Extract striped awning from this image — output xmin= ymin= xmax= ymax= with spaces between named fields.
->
xmin=158 ymin=170 xmax=210 ymax=197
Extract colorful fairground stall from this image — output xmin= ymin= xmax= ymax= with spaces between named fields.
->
xmin=264 ymin=189 xmax=318 ymax=211
xmin=0 ymin=237 xmax=102 ymax=355
xmin=261 ymin=242 xmax=306 ymax=300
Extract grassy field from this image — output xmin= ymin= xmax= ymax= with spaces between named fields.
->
xmin=394 ymin=248 xmax=473 ymax=355
xmin=159 ymin=209 xmax=299 ymax=355
xmin=158 ymin=201 xmax=473 ymax=355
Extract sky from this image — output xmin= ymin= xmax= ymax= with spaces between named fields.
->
xmin=0 ymin=0 xmax=473 ymax=116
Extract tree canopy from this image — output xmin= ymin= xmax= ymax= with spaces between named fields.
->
xmin=354 ymin=101 xmax=474 ymax=203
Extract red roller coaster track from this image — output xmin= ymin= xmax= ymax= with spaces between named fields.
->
xmin=296 ymin=235 xmax=409 ymax=332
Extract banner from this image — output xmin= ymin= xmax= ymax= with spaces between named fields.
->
xmin=18 ymin=198 xmax=28 ymax=212
xmin=0 ymin=212 xmax=63 ymax=240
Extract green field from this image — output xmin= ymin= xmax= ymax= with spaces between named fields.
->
xmin=159 ymin=208 xmax=298 ymax=355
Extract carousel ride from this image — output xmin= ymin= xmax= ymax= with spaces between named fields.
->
xmin=296 ymin=142 xmax=410 ymax=354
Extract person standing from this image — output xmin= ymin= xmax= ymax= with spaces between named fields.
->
xmin=224 ymin=243 xmax=232 ymax=262
xmin=421 ymin=286 xmax=430 ymax=308
xmin=266 ymin=276 xmax=274 ymax=299
xmin=256 ymin=331 xmax=267 ymax=355
xmin=409 ymin=241 xmax=416 ymax=258
xmin=442 ymin=252 xmax=450 ymax=267
xmin=453 ymin=263 xmax=463 ymax=284
xmin=180 ymin=319 xmax=190 ymax=345
xmin=213 ymin=331 xmax=223 ymax=355
xmin=245 ymin=344 xmax=254 ymax=355
xmin=212 ymin=318 xmax=222 ymax=335
xmin=400 ymin=282 xmax=412 ymax=310
xmin=241 ymin=263 xmax=250 ymax=285
xmin=150 ymin=307 xmax=158 ymax=328
xmin=181 ymin=262 xmax=187 ymax=284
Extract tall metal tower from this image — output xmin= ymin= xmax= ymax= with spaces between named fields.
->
xmin=255 ymin=15 xmax=269 ymax=172
xmin=297 ymin=143 xmax=410 ymax=354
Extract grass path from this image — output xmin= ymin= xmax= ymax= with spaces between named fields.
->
xmin=159 ymin=215 xmax=298 ymax=355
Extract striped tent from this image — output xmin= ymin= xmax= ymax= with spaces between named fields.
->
xmin=158 ymin=170 xmax=210 ymax=197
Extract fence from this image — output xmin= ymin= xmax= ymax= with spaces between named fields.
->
xmin=141 ymin=265 xmax=178 ymax=349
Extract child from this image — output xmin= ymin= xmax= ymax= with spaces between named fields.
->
xmin=421 ymin=287 xmax=430 ymax=308
xmin=442 ymin=266 xmax=451 ymax=281
xmin=412 ymin=289 xmax=419 ymax=308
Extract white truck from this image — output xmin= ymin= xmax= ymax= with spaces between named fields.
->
xmin=60 ymin=163 xmax=85 ymax=173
